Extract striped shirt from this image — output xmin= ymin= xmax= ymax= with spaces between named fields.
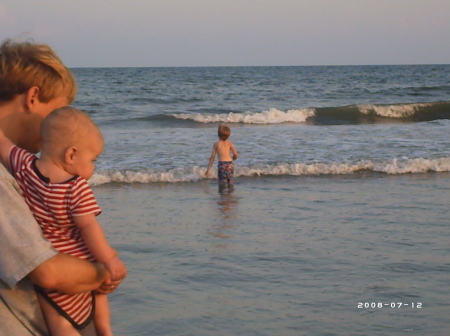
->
xmin=9 ymin=146 xmax=101 ymax=329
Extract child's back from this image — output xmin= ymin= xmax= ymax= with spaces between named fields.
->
xmin=205 ymin=125 xmax=239 ymax=188
xmin=215 ymin=139 xmax=237 ymax=162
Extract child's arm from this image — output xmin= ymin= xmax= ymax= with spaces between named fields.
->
xmin=74 ymin=214 xmax=127 ymax=281
xmin=0 ymin=129 xmax=14 ymax=168
xmin=205 ymin=143 xmax=217 ymax=177
xmin=230 ymin=142 xmax=239 ymax=161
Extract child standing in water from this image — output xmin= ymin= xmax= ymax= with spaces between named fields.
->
xmin=0 ymin=107 xmax=126 ymax=336
xmin=205 ymin=124 xmax=239 ymax=189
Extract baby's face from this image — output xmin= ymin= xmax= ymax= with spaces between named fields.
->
xmin=71 ymin=134 xmax=104 ymax=180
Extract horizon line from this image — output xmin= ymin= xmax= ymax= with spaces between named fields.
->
xmin=69 ymin=63 xmax=450 ymax=69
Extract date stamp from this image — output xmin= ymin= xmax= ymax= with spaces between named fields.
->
xmin=358 ymin=302 xmax=422 ymax=309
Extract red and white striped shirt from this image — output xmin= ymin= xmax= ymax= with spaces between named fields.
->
xmin=9 ymin=145 xmax=102 ymax=329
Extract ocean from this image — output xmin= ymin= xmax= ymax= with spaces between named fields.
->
xmin=71 ymin=65 xmax=450 ymax=335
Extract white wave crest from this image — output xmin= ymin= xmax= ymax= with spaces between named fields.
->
xmin=358 ymin=103 xmax=431 ymax=118
xmin=89 ymin=167 xmax=206 ymax=186
xmin=245 ymin=158 xmax=450 ymax=176
xmin=172 ymin=108 xmax=315 ymax=124
xmin=372 ymin=157 xmax=450 ymax=174
xmin=88 ymin=157 xmax=450 ymax=186
xmin=237 ymin=162 xmax=371 ymax=176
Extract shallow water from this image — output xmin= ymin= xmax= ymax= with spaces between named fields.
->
xmin=96 ymin=173 xmax=450 ymax=335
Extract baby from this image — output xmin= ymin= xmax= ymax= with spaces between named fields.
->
xmin=205 ymin=124 xmax=239 ymax=189
xmin=0 ymin=107 xmax=126 ymax=336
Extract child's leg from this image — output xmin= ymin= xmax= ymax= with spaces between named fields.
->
xmin=94 ymin=294 xmax=113 ymax=336
xmin=217 ymin=162 xmax=228 ymax=188
xmin=221 ymin=162 xmax=234 ymax=188
xmin=227 ymin=163 xmax=235 ymax=186
xmin=38 ymin=295 xmax=80 ymax=336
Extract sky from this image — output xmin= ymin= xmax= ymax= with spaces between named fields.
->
xmin=1 ymin=0 xmax=449 ymax=67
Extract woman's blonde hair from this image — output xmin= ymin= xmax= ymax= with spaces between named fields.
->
xmin=0 ymin=39 xmax=77 ymax=103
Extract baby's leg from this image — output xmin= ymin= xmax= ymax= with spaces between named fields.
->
xmin=94 ymin=294 xmax=113 ymax=336
xmin=38 ymin=295 xmax=80 ymax=336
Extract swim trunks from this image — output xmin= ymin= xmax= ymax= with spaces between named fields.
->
xmin=218 ymin=161 xmax=234 ymax=185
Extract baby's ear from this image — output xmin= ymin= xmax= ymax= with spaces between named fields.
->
xmin=64 ymin=146 xmax=77 ymax=163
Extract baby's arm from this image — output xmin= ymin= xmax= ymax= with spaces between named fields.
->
xmin=205 ymin=142 xmax=217 ymax=177
xmin=75 ymin=214 xmax=127 ymax=281
xmin=0 ymin=129 xmax=14 ymax=168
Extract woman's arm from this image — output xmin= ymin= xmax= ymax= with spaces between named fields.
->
xmin=29 ymin=253 xmax=109 ymax=294
xmin=0 ymin=166 xmax=116 ymax=294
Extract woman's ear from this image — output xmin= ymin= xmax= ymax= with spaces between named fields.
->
xmin=25 ymin=86 xmax=41 ymax=112
xmin=64 ymin=146 xmax=77 ymax=164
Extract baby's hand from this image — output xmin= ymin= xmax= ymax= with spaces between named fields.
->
xmin=205 ymin=169 xmax=210 ymax=177
xmin=104 ymin=256 xmax=127 ymax=281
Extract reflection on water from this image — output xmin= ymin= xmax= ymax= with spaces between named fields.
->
xmin=211 ymin=187 xmax=239 ymax=243
xmin=217 ymin=187 xmax=237 ymax=220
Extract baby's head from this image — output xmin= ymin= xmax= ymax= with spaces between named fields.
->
xmin=40 ymin=106 xmax=104 ymax=179
xmin=218 ymin=124 xmax=231 ymax=140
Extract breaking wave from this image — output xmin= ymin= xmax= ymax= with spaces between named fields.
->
xmin=172 ymin=108 xmax=315 ymax=124
xmin=89 ymin=157 xmax=450 ymax=186
xmin=167 ymin=101 xmax=450 ymax=125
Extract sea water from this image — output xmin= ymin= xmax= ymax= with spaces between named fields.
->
xmin=71 ymin=65 xmax=450 ymax=335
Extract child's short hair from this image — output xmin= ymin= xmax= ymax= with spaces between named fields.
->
xmin=218 ymin=124 xmax=231 ymax=140
xmin=0 ymin=39 xmax=77 ymax=103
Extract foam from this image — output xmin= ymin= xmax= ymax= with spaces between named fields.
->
xmin=172 ymin=108 xmax=315 ymax=124
xmin=89 ymin=157 xmax=450 ymax=186
xmin=358 ymin=103 xmax=431 ymax=118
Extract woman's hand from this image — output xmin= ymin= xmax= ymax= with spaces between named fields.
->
xmin=97 ymin=277 xmax=124 ymax=295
